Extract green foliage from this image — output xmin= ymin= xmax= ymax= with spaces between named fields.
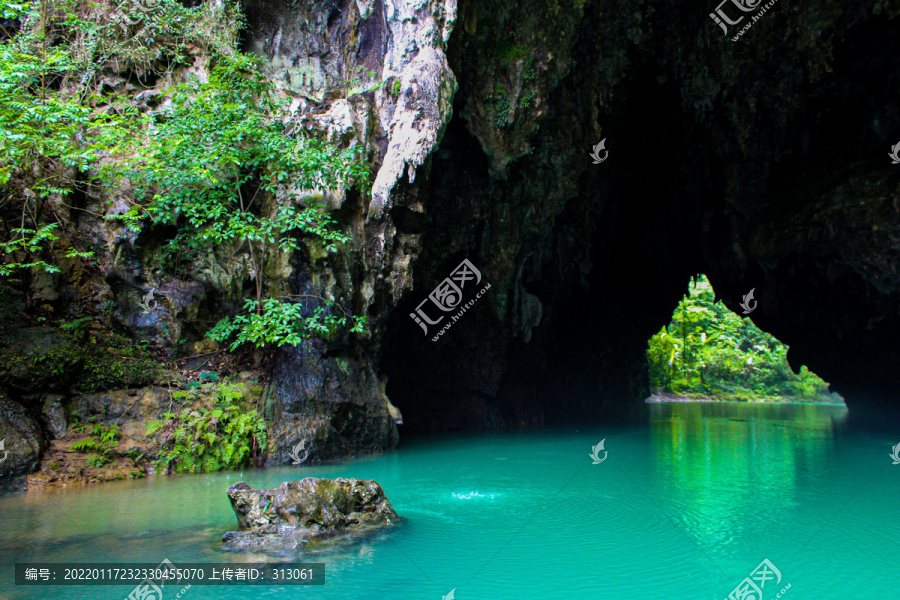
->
xmin=0 ymin=0 xmax=240 ymax=195
xmin=207 ymin=296 xmax=367 ymax=351
xmin=70 ymin=422 xmax=120 ymax=467
xmin=0 ymin=0 xmax=242 ymax=278
xmin=69 ymin=412 xmax=86 ymax=434
xmin=390 ymin=79 xmax=402 ymax=99
xmin=518 ymin=89 xmax=536 ymax=110
xmin=58 ymin=316 xmax=92 ymax=333
xmin=646 ymin=275 xmax=841 ymax=403
xmin=146 ymin=383 xmax=267 ymax=473
xmin=0 ymin=224 xmax=62 ymax=277
xmin=489 ymin=86 xmax=511 ymax=128
xmin=113 ymin=53 xmax=368 ymax=252
xmin=490 ymin=41 xmax=529 ymax=69
xmin=336 ymin=68 xmax=379 ymax=96
xmin=0 ymin=1 xmax=370 ymax=355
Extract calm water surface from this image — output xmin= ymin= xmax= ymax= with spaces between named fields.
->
xmin=1 ymin=402 xmax=898 ymax=599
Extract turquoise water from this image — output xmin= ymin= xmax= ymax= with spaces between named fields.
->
xmin=1 ymin=402 xmax=899 ymax=599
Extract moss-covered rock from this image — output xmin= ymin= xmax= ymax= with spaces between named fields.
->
xmin=222 ymin=477 xmax=399 ymax=552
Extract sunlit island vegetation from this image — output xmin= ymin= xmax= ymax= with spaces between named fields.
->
xmin=646 ymin=275 xmax=844 ymax=404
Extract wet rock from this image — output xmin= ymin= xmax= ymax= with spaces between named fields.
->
xmin=31 ymin=270 xmax=60 ymax=307
xmin=266 ymin=343 xmax=398 ymax=463
xmin=0 ymin=324 xmax=80 ymax=396
xmin=41 ymin=394 xmax=67 ymax=439
xmin=0 ymin=393 xmax=46 ymax=479
xmin=379 ymin=0 xmax=900 ymax=428
xmin=222 ymin=478 xmax=399 ymax=552
xmin=106 ymin=270 xmax=207 ymax=349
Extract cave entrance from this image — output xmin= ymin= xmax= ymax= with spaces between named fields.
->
xmin=645 ymin=274 xmax=844 ymax=405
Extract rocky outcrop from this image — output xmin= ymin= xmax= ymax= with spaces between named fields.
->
xmin=222 ymin=478 xmax=399 ymax=551
xmin=1 ymin=0 xmax=464 ymax=480
xmin=24 ymin=386 xmax=174 ymax=490
xmin=0 ymin=392 xmax=46 ymax=478
xmin=241 ymin=0 xmax=461 ymax=460
xmin=69 ymin=387 xmax=173 ymax=454
xmin=3 ymin=0 xmax=900 ymax=489
xmin=377 ymin=0 xmax=900 ymax=427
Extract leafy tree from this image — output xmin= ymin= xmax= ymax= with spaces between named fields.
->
xmin=207 ymin=297 xmax=367 ymax=351
xmin=109 ymin=53 xmax=369 ymax=347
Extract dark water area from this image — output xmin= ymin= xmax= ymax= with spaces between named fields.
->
xmin=1 ymin=402 xmax=898 ymax=599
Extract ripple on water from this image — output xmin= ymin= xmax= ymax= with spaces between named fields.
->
xmin=0 ymin=406 xmax=897 ymax=600
xmin=450 ymin=491 xmax=502 ymax=500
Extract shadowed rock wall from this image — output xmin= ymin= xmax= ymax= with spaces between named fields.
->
xmin=373 ymin=0 xmax=900 ymax=429
xmin=3 ymin=0 xmax=899 ymax=483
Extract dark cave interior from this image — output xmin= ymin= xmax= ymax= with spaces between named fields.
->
xmin=378 ymin=6 xmax=900 ymax=433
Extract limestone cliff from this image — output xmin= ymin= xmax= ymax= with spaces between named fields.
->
xmin=2 ymin=0 xmax=899 ymax=488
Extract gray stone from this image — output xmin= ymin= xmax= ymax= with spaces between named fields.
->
xmin=223 ymin=478 xmax=399 ymax=552
xmin=41 ymin=393 xmax=67 ymax=439
xmin=0 ymin=393 xmax=46 ymax=479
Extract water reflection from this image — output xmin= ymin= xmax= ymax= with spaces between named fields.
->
xmin=649 ymin=402 xmax=848 ymax=551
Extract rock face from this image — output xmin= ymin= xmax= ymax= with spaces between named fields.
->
xmin=376 ymin=0 xmax=900 ymax=428
xmin=0 ymin=392 xmax=46 ymax=479
xmin=222 ymin=478 xmax=399 ymax=551
xmin=237 ymin=0 xmax=464 ymax=461
xmin=3 ymin=0 xmax=900 ymax=488
xmin=245 ymin=0 xmax=900 ymax=434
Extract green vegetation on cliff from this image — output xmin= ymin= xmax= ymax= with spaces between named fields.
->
xmin=0 ymin=0 xmax=368 ymax=350
xmin=146 ymin=382 xmax=267 ymax=473
xmin=646 ymin=275 xmax=842 ymax=403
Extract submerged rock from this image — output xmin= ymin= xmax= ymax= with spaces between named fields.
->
xmin=222 ymin=478 xmax=399 ymax=552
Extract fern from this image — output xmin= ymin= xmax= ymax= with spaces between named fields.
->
xmin=146 ymin=382 xmax=267 ymax=473
xmin=69 ymin=422 xmax=121 ymax=463
xmin=70 ymin=438 xmax=103 ymax=452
